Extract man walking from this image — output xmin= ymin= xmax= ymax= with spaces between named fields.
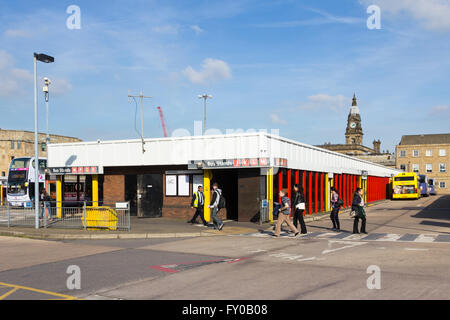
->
xmin=273 ymin=190 xmax=299 ymax=237
xmin=189 ymin=185 xmax=208 ymax=226
xmin=208 ymin=183 xmax=224 ymax=231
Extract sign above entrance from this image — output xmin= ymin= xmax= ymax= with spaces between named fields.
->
xmin=188 ymin=157 xmax=288 ymax=169
xmin=48 ymin=166 xmax=102 ymax=175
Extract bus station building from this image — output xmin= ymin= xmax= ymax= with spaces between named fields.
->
xmin=47 ymin=132 xmax=401 ymax=223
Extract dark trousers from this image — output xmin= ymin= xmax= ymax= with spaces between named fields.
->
xmin=190 ymin=206 xmax=207 ymax=225
xmin=330 ymin=206 xmax=340 ymax=229
xmin=293 ymin=209 xmax=307 ymax=234
xmin=353 ymin=216 xmax=366 ymax=233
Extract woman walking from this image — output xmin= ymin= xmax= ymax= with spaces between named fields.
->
xmin=330 ymin=187 xmax=341 ymax=231
xmin=352 ymin=187 xmax=367 ymax=234
xmin=292 ymin=184 xmax=307 ymax=234
xmin=273 ymin=190 xmax=299 ymax=237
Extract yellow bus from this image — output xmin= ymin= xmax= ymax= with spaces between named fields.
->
xmin=392 ymin=172 xmax=420 ymax=200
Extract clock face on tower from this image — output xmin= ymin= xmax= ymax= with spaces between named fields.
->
xmin=350 ymin=122 xmax=356 ymax=128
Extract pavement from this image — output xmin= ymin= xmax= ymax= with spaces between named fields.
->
xmin=0 ymin=203 xmax=342 ymax=240
xmin=0 ymin=194 xmax=448 ymax=300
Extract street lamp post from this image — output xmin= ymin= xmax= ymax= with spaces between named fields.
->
xmin=43 ymin=77 xmax=51 ymax=147
xmin=197 ymin=94 xmax=212 ymax=135
xmin=33 ymin=53 xmax=54 ymax=229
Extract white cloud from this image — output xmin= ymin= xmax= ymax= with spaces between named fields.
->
xmin=4 ymin=29 xmax=32 ymax=38
xmin=0 ymin=50 xmax=71 ymax=97
xmin=429 ymin=105 xmax=449 ymax=115
xmin=183 ymin=58 xmax=232 ymax=84
xmin=190 ymin=25 xmax=204 ymax=35
xmin=298 ymin=94 xmax=349 ymax=112
xmin=360 ymin=0 xmax=450 ymax=31
xmin=270 ymin=113 xmax=287 ymax=125
xmin=151 ymin=25 xmax=179 ymax=35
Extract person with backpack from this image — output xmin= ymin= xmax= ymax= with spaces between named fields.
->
xmin=292 ymin=184 xmax=307 ymax=234
xmin=189 ymin=185 xmax=208 ymax=226
xmin=208 ymin=182 xmax=224 ymax=231
xmin=352 ymin=187 xmax=367 ymax=234
xmin=330 ymin=187 xmax=342 ymax=231
xmin=273 ymin=189 xmax=299 ymax=237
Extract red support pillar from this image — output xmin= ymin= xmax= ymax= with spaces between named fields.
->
xmin=314 ymin=172 xmax=318 ymax=213
xmin=320 ymin=172 xmax=324 ymax=212
xmin=308 ymin=171 xmax=312 ymax=215
xmin=287 ymin=169 xmax=292 ymax=199
xmin=302 ymin=171 xmax=306 ymax=216
xmin=345 ymin=174 xmax=349 ymax=208
xmin=295 ymin=170 xmax=299 ymax=185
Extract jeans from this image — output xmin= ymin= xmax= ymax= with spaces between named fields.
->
xmin=330 ymin=205 xmax=340 ymax=229
xmin=211 ymin=207 xmax=223 ymax=228
xmin=293 ymin=209 xmax=307 ymax=233
xmin=40 ymin=202 xmax=51 ymax=219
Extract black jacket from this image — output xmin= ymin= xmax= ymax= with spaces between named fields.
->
xmin=292 ymin=191 xmax=305 ymax=208
xmin=352 ymin=193 xmax=362 ymax=208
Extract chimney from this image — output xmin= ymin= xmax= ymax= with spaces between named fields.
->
xmin=373 ymin=139 xmax=381 ymax=154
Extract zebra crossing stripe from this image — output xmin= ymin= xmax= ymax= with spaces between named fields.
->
xmin=414 ymin=234 xmax=437 ymax=243
xmin=247 ymin=231 xmax=450 ymax=243
xmin=434 ymin=235 xmax=450 ymax=242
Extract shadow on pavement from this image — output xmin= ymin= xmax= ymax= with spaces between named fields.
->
xmin=411 ymin=195 xmax=450 ymax=221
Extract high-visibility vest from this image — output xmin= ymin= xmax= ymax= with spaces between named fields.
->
xmin=193 ymin=192 xmax=200 ymax=208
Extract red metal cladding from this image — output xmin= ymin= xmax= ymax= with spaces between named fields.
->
xmin=308 ymin=171 xmax=313 ymax=215
xmin=314 ymin=172 xmax=318 ymax=213
xmin=302 ymin=171 xmax=306 ymax=216
xmin=287 ymin=169 xmax=292 ymax=198
xmin=320 ymin=172 xmax=324 ymax=212
xmin=295 ymin=170 xmax=299 ymax=185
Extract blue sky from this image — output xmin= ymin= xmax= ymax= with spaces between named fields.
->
xmin=0 ymin=0 xmax=449 ymax=153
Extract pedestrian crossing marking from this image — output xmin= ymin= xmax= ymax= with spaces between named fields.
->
xmin=242 ymin=230 xmax=450 ymax=243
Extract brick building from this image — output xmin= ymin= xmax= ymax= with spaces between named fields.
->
xmin=396 ymin=134 xmax=450 ymax=194
xmin=0 ymin=128 xmax=81 ymax=177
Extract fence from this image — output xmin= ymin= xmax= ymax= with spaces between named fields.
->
xmin=0 ymin=201 xmax=130 ymax=231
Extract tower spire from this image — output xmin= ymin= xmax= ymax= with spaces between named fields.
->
xmin=352 ymin=93 xmax=357 ymax=106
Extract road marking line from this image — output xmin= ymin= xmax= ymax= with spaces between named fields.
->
xmin=296 ymin=257 xmax=316 ymax=262
xmin=322 ymin=240 xmax=367 ymax=255
xmin=405 ymin=248 xmax=429 ymax=251
xmin=375 ymin=234 xmax=402 ymax=242
xmin=0 ymin=282 xmax=79 ymax=300
xmin=0 ymin=287 xmax=19 ymax=300
xmin=414 ymin=234 xmax=437 ymax=243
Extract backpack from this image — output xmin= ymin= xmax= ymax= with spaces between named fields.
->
xmin=217 ymin=190 xmax=226 ymax=209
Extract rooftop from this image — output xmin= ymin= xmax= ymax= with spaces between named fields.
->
xmin=399 ymin=133 xmax=450 ymax=145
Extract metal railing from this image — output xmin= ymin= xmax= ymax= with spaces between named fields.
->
xmin=0 ymin=201 xmax=130 ymax=231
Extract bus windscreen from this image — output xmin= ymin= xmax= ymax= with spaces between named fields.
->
xmin=394 ymin=176 xmax=415 ymax=181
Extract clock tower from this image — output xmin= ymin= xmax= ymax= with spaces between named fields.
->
xmin=345 ymin=93 xmax=363 ymax=145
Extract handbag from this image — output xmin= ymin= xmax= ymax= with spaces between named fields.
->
xmin=336 ymin=198 xmax=344 ymax=207
xmin=296 ymin=202 xmax=305 ymax=210
xmin=349 ymin=210 xmax=356 ymax=218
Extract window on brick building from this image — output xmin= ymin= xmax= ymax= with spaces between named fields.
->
xmin=439 ymin=181 xmax=446 ymax=188
xmin=440 ymin=163 xmax=446 ymax=173
xmin=399 ymin=150 xmax=406 ymax=157
xmin=425 ymin=150 xmax=432 ymax=157
xmin=412 ymin=164 xmax=419 ymax=173
xmin=10 ymin=140 xmax=15 ymax=149
xmin=439 ymin=149 xmax=447 ymax=156
xmin=413 ymin=150 xmax=419 ymax=157
xmin=426 ymin=164 xmax=432 ymax=173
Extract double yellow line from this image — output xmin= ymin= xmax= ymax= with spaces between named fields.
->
xmin=0 ymin=281 xmax=79 ymax=300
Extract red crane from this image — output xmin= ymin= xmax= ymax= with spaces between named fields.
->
xmin=157 ymin=106 xmax=168 ymax=137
